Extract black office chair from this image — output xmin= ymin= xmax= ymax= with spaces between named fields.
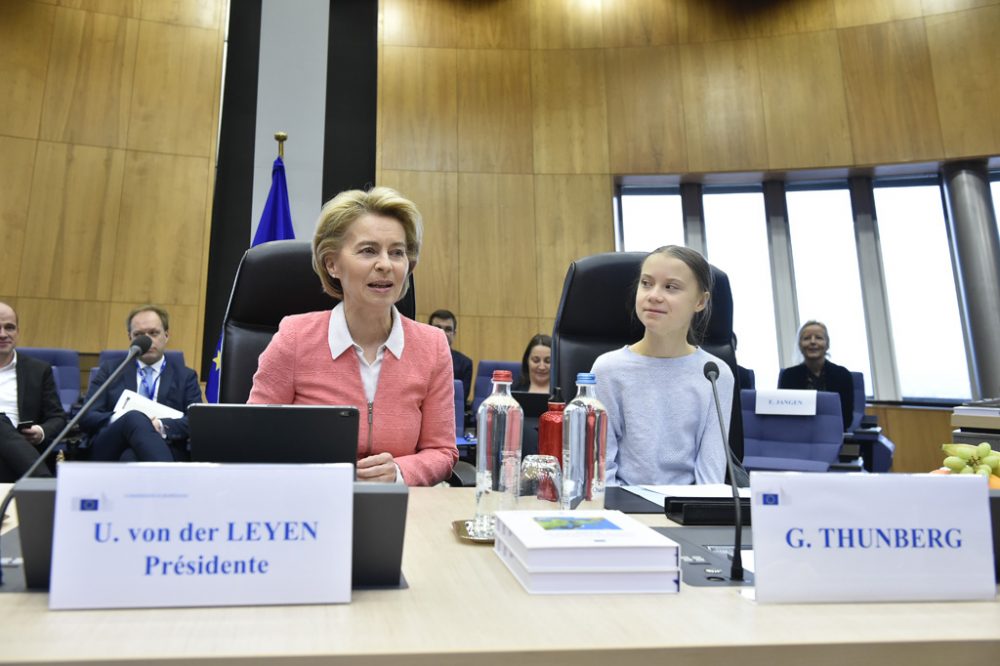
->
xmin=550 ymin=252 xmax=747 ymax=478
xmin=218 ymin=240 xmax=416 ymax=404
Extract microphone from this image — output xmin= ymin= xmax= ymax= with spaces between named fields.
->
xmin=703 ymin=360 xmax=745 ymax=582
xmin=0 ymin=335 xmax=153 ymax=585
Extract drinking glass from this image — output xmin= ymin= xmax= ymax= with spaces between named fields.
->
xmin=517 ymin=455 xmax=562 ymax=511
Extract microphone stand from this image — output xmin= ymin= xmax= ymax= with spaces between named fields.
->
xmin=704 ymin=363 xmax=745 ymax=582
xmin=0 ymin=337 xmax=151 ymax=585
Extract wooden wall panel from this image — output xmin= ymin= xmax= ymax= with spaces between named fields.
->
xmin=0 ymin=138 xmax=37 ymax=294
xmin=57 ymin=0 xmax=140 ymax=17
xmin=833 ymin=0 xmax=922 ymax=28
xmin=839 ymin=19 xmax=944 ymax=165
xmin=750 ymin=0 xmax=836 ymax=37
xmin=380 ymin=170 xmax=460 ymax=317
xmin=533 ymin=175 xmax=614 ymax=320
xmin=457 ymin=49 xmax=533 ymax=174
xmin=758 ymin=31 xmax=854 ymax=169
xmin=680 ymin=39 xmax=769 ymax=172
xmin=380 ymin=47 xmax=458 ymax=172
xmin=382 ymin=0 xmax=457 ymax=48
xmin=0 ymin=1 xmax=55 ymax=139
xmin=459 ymin=315 xmax=543 ymax=370
xmin=600 ymin=0 xmax=678 ymax=47
xmin=529 ymin=0 xmax=604 ymax=50
xmin=457 ymin=173 xmax=537 ymax=318
xmin=127 ymin=20 xmax=219 ymax=156
xmin=605 ymin=46 xmax=687 ymax=174
xmin=925 ymin=5 xmax=1000 ymax=157
xmin=112 ymin=151 xmax=209 ymax=305
xmin=869 ymin=405 xmax=953 ymax=473
xmin=40 ymin=9 xmax=138 ymax=148
xmin=20 ymin=142 xmax=125 ymax=301
xmin=453 ymin=0 xmax=531 ymax=49
xmin=139 ymin=0 xmax=219 ymax=29
xmin=530 ymin=49 xmax=609 ymax=174
xmin=15 ymin=298 xmax=110 ymax=353
xmin=921 ymin=0 xmax=999 ymax=15
xmin=675 ymin=0 xmax=758 ymax=43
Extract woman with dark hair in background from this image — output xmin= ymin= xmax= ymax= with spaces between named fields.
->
xmin=778 ymin=320 xmax=854 ymax=431
xmin=513 ymin=334 xmax=551 ymax=394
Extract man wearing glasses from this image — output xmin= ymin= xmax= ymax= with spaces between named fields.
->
xmin=81 ymin=305 xmax=202 ymax=462
xmin=428 ymin=309 xmax=473 ymax=407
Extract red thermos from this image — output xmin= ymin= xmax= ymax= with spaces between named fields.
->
xmin=537 ymin=402 xmax=565 ymax=464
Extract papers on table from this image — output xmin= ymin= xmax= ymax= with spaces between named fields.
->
xmin=110 ymin=389 xmax=183 ymax=423
xmin=622 ymin=484 xmax=750 ymax=508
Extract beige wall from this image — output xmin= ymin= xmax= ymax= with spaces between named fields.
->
xmin=0 ymin=0 xmax=225 ymax=368
xmin=376 ymin=0 xmax=1000 ymax=372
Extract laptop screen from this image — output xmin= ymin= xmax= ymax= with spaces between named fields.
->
xmin=189 ymin=404 xmax=359 ymax=464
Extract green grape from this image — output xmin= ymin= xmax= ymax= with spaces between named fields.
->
xmin=975 ymin=464 xmax=993 ymax=476
xmin=954 ymin=446 xmax=975 ymax=461
xmin=959 ymin=466 xmax=975 ymax=474
xmin=982 ymin=454 xmax=1000 ymax=473
xmin=976 ymin=442 xmax=992 ymax=458
xmin=943 ymin=456 xmax=967 ymax=472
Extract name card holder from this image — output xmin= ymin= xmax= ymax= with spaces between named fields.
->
xmin=50 ymin=462 xmax=354 ymax=610
xmin=754 ymin=389 xmax=817 ymax=416
xmin=750 ymin=472 xmax=995 ymax=603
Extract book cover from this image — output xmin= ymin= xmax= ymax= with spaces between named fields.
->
xmin=494 ymin=538 xmax=680 ymax=595
xmin=494 ymin=510 xmax=679 ymax=571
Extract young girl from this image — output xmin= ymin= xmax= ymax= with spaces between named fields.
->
xmin=591 ymin=245 xmax=733 ymax=485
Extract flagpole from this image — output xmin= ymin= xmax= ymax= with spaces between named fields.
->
xmin=275 ymin=131 xmax=287 ymax=158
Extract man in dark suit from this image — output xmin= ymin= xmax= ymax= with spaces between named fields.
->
xmin=428 ymin=309 xmax=473 ymax=405
xmin=81 ymin=305 xmax=202 ymax=462
xmin=0 ymin=302 xmax=67 ymax=481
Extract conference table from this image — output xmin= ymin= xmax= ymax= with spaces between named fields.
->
xmin=1 ymin=484 xmax=998 ymax=665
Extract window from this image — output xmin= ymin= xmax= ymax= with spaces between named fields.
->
xmin=873 ymin=182 xmax=971 ymax=400
xmin=991 ymin=178 xmax=999 ymax=238
xmin=786 ymin=186 xmax=873 ymax=395
xmin=619 ymin=189 xmax=684 ymax=252
xmin=703 ymin=189 xmax=780 ymax=390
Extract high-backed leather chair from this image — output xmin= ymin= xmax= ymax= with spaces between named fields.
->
xmin=218 ymin=240 xmax=415 ymax=404
xmin=551 ymin=251 xmax=746 ymax=463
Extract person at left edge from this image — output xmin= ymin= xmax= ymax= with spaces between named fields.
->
xmin=81 ymin=305 xmax=203 ymax=462
xmin=0 ymin=302 xmax=66 ymax=481
xmin=248 ymin=187 xmax=459 ymax=486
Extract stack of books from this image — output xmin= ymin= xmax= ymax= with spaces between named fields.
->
xmin=493 ymin=510 xmax=680 ymax=594
xmin=951 ymin=398 xmax=1000 ymax=449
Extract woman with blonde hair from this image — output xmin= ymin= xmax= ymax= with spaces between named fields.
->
xmin=249 ymin=187 xmax=458 ymax=485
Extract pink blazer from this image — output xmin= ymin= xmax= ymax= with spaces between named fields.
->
xmin=248 ymin=310 xmax=459 ymax=486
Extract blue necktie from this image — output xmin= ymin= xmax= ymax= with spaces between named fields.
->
xmin=140 ymin=366 xmax=155 ymax=400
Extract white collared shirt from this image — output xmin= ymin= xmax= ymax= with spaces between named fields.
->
xmin=327 ymin=303 xmax=405 ymax=402
xmin=327 ymin=303 xmax=406 ymax=483
xmin=0 ymin=350 xmax=18 ymax=426
xmin=135 ymin=356 xmax=166 ymax=402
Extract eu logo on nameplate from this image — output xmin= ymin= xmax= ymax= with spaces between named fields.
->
xmin=750 ymin=472 xmax=996 ymax=604
xmin=49 ymin=462 xmax=354 ymax=610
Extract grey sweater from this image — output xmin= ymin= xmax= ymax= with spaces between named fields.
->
xmin=591 ymin=346 xmax=734 ymax=486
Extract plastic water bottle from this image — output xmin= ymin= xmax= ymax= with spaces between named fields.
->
xmin=561 ymin=373 xmax=608 ymax=511
xmin=472 ymin=370 xmax=523 ymax=538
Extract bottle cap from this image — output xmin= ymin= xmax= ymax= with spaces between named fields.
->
xmin=576 ymin=372 xmax=596 ymax=384
xmin=492 ymin=370 xmax=513 ymax=383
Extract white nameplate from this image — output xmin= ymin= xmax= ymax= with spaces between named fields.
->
xmin=755 ymin=389 xmax=816 ymax=416
xmin=750 ymin=472 xmax=996 ymax=603
xmin=49 ymin=462 xmax=354 ymax=610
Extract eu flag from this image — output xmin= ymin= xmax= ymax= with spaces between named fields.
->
xmin=206 ymin=157 xmax=295 ymax=402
